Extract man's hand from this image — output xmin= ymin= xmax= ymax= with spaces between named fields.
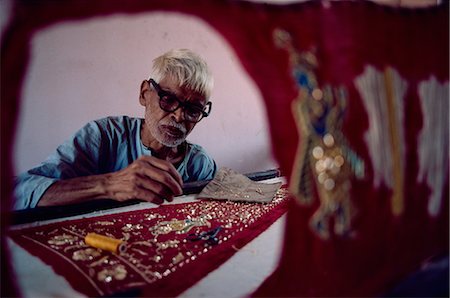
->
xmin=38 ymin=156 xmax=183 ymax=207
xmin=104 ymin=156 xmax=183 ymax=204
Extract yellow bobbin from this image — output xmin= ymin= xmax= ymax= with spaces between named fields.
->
xmin=84 ymin=233 xmax=126 ymax=254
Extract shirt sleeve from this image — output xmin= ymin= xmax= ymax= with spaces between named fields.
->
xmin=189 ymin=154 xmax=217 ymax=181
xmin=13 ymin=121 xmax=103 ymax=210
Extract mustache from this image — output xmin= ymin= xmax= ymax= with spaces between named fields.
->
xmin=161 ymin=120 xmax=187 ymax=134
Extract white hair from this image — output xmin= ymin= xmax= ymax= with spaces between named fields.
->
xmin=151 ymin=49 xmax=214 ymax=100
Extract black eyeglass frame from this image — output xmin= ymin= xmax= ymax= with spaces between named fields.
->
xmin=148 ymin=79 xmax=212 ymax=123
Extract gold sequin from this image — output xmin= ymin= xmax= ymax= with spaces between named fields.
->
xmin=312 ymin=88 xmax=323 ymax=100
xmin=312 ymin=146 xmax=324 ymax=159
xmin=334 ymin=155 xmax=344 ymax=167
xmin=172 ymin=252 xmax=184 ymax=264
xmin=323 ymin=133 xmax=335 ymax=147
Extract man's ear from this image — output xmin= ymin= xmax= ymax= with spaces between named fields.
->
xmin=139 ymin=80 xmax=149 ymax=106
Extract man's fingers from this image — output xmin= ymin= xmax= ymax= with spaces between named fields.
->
xmin=136 ymin=176 xmax=176 ymax=200
xmin=130 ymin=182 xmax=170 ymax=205
xmin=149 ymin=195 xmax=164 ymax=205
xmin=135 ymin=159 xmax=183 ymax=196
xmin=111 ymin=156 xmax=183 ymax=204
xmin=139 ymin=156 xmax=183 ymax=186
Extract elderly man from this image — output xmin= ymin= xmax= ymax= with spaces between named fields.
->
xmin=14 ymin=49 xmax=217 ymax=210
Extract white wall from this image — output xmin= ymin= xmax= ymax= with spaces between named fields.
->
xmin=13 ymin=12 xmax=278 ymax=175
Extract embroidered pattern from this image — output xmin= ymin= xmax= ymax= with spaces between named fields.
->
xmin=417 ymin=77 xmax=449 ymax=216
xmin=354 ymin=66 xmax=407 ymax=215
xmin=10 ymin=190 xmax=289 ymax=297
xmin=274 ymin=28 xmax=364 ymax=240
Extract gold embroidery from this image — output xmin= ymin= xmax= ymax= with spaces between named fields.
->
xmin=72 ymin=248 xmax=101 ymax=261
xmin=274 ymin=28 xmax=365 ymax=239
xmin=156 ymin=240 xmax=180 ymax=251
xmin=48 ymin=234 xmax=79 ymax=246
xmin=172 ymin=252 xmax=185 ymax=265
xmin=15 ymin=189 xmax=289 ymax=296
xmin=354 ymin=65 xmax=407 ymax=216
xmin=97 ymin=265 xmax=127 ymax=282
xmin=96 ymin=221 xmax=114 ymax=226
xmin=89 ymin=256 xmax=110 ymax=267
xmin=122 ymin=223 xmax=144 ymax=232
xmin=384 ymin=68 xmax=404 ymax=215
xmin=150 ymin=217 xmax=211 ymax=236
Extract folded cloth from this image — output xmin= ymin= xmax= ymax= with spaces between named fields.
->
xmin=197 ymin=167 xmax=282 ymax=203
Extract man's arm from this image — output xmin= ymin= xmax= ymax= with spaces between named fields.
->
xmin=38 ymin=156 xmax=183 ymax=207
xmin=14 ymin=117 xmax=186 ymax=210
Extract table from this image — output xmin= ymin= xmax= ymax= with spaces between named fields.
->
xmin=8 ymin=178 xmax=286 ymax=298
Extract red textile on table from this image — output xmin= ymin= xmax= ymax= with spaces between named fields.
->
xmin=9 ymin=194 xmax=289 ymax=297
xmin=2 ymin=1 xmax=448 ymax=297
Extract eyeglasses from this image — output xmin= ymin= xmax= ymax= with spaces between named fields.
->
xmin=148 ymin=79 xmax=212 ymax=123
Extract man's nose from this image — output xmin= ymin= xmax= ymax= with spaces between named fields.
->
xmin=171 ymin=107 xmax=184 ymax=123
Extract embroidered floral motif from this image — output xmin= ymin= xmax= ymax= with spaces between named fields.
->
xmin=73 ymin=248 xmax=102 ymax=261
xmin=97 ymin=264 xmax=127 ymax=282
xmin=149 ymin=216 xmax=211 ymax=236
xmin=274 ymin=28 xmax=364 ymax=239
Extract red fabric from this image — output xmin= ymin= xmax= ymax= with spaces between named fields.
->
xmin=240 ymin=3 xmax=449 ymax=297
xmin=9 ymin=196 xmax=289 ymax=297
xmin=2 ymin=1 xmax=448 ymax=297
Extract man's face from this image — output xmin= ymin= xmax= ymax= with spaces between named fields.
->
xmin=139 ymin=75 xmax=207 ymax=147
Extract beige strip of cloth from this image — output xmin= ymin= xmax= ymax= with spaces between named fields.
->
xmin=197 ymin=167 xmax=282 ymax=203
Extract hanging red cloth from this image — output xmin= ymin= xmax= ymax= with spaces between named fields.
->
xmin=2 ymin=1 xmax=448 ymax=297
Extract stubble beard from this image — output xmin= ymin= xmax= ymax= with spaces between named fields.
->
xmin=148 ymin=117 xmax=187 ymax=148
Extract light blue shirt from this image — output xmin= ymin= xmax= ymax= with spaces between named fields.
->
xmin=14 ymin=116 xmax=217 ymax=210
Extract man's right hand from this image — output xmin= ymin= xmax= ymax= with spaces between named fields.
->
xmin=104 ymin=156 xmax=183 ymax=204
xmin=38 ymin=156 xmax=183 ymax=207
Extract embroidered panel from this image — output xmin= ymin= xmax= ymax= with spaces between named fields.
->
xmin=274 ymin=28 xmax=365 ymax=239
xmin=9 ymin=190 xmax=289 ymax=297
